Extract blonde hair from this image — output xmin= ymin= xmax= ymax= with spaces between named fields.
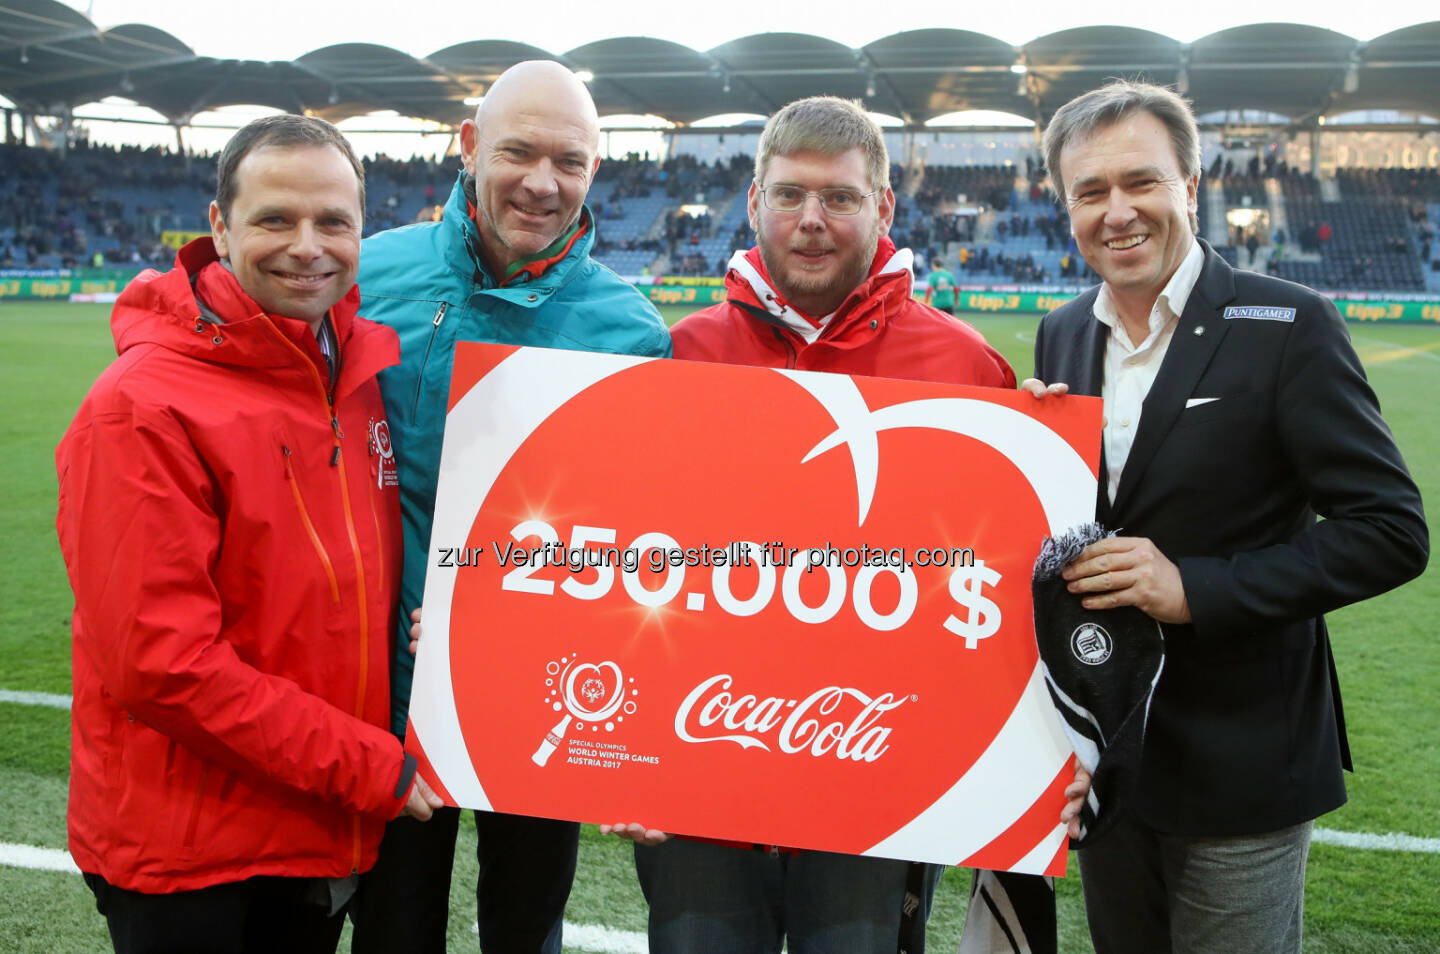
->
xmin=755 ymin=96 xmax=889 ymax=191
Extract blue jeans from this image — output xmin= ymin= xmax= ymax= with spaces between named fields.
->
xmin=634 ymin=838 xmax=943 ymax=954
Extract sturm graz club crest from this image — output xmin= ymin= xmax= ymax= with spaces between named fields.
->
xmin=1070 ymin=622 xmax=1113 ymax=666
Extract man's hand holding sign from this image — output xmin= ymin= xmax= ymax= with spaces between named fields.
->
xmin=405 ymin=342 xmax=1102 ymax=876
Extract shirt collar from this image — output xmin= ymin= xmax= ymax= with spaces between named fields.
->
xmin=461 ymin=176 xmax=589 ymax=286
xmin=500 ymin=214 xmax=587 ymax=285
xmin=1093 ymin=238 xmax=1204 ymax=338
xmin=728 ymin=242 xmax=913 ymax=343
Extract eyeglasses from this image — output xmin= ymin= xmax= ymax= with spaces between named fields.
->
xmin=757 ymin=185 xmax=879 ymax=215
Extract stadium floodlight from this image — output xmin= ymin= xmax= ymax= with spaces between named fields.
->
xmin=1010 ymin=63 xmax=1027 ymax=75
xmin=574 ymin=69 xmax=595 ymax=84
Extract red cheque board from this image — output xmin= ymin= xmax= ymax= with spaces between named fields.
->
xmin=407 ymin=343 xmax=1102 ymax=875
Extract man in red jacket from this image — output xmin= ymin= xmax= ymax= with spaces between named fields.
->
xmin=609 ymin=96 xmax=1017 ymax=953
xmin=56 ymin=115 xmax=442 ymax=954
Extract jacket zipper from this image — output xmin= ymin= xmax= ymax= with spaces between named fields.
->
xmin=182 ymin=764 xmax=211 ymax=849
xmin=261 ymin=316 xmax=372 ymax=873
xmin=283 ymin=446 xmax=341 ymax=602
xmin=367 ymin=475 xmax=386 ymax=595
xmin=771 ymin=327 xmax=798 ymax=368
xmin=412 ymin=302 xmax=448 ymax=417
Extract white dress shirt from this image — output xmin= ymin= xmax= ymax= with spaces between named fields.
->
xmin=1095 ymin=240 xmax=1204 ymax=503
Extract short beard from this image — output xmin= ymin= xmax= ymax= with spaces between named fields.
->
xmin=755 ymin=218 xmax=880 ymax=317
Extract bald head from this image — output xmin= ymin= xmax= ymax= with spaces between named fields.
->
xmin=459 ymin=59 xmax=603 ymax=277
xmin=474 ymin=60 xmax=599 ymax=149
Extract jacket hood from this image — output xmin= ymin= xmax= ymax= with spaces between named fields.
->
xmin=111 ymin=238 xmax=393 ymax=392
xmin=724 ymin=235 xmax=914 ymax=340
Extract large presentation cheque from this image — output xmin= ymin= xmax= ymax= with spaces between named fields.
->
xmin=408 ymin=342 xmax=1102 ymax=875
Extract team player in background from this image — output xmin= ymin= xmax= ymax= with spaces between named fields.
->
xmin=925 ymin=255 xmax=958 ymax=314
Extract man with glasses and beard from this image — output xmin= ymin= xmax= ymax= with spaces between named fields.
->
xmin=605 ymin=95 xmax=1017 ymax=953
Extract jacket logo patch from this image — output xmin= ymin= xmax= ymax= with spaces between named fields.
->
xmin=370 ymin=418 xmax=399 ymax=489
xmin=1223 ymin=305 xmax=1295 ymax=322
xmin=1070 ymin=623 xmax=1113 ymax=666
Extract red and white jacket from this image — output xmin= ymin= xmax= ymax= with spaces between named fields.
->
xmin=57 ymin=239 xmax=407 ymax=893
xmin=671 ymin=237 xmax=1015 ymax=388
xmin=670 ymin=238 xmax=1014 ymax=854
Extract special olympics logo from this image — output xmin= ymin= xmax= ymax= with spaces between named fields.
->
xmin=371 ymin=418 xmax=393 ymax=458
xmin=1070 ymin=623 xmax=1113 ymax=666
xmin=370 ymin=418 xmax=397 ymax=489
xmin=531 ymin=655 xmax=639 ymax=767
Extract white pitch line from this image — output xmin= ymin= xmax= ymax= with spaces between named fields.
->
xmin=1350 ymin=334 xmax=1440 ymax=362
xmin=561 ymin=921 xmax=649 ymax=954
xmin=0 ymin=843 xmax=80 ymax=873
xmin=474 ymin=920 xmax=649 ymax=954
xmin=1313 ymin=827 xmax=1440 ymax=853
xmin=0 ymin=689 xmax=71 ymax=709
xmin=0 ymin=843 xmax=649 ymax=953
xmin=6 ymin=691 xmax=1440 ymax=862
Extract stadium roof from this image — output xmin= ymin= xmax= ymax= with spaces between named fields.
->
xmin=2 ymin=0 xmax=1437 ymax=127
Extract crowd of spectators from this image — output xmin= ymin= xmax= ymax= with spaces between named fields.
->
xmin=0 ymin=140 xmax=214 ymax=269
xmin=4 ymin=138 xmax=1434 ymax=288
xmin=949 ymin=245 xmax=1059 ymax=285
xmin=591 ymin=233 xmax=663 ymax=257
xmin=0 ymin=140 xmax=471 ymax=269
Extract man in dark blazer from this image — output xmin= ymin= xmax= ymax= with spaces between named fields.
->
xmin=1028 ymin=81 xmax=1428 ymax=954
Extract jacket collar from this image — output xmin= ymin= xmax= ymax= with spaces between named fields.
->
xmin=441 ymin=172 xmax=595 ymax=295
xmin=724 ymin=235 xmax=914 ymax=343
xmin=111 ymin=238 xmax=394 ymax=399
xmin=1108 ymin=238 xmax=1237 ymax=516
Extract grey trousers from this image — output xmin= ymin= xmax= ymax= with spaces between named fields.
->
xmin=1077 ymin=815 xmax=1313 ymax=954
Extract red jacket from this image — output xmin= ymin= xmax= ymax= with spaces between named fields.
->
xmin=57 ymin=239 xmax=407 ymax=893
xmin=671 ymin=238 xmax=1015 ymax=388
xmin=670 ymin=239 xmax=1014 ymax=854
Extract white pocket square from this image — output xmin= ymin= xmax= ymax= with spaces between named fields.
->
xmin=1185 ymin=397 xmax=1220 ymax=408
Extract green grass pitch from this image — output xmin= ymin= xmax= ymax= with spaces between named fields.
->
xmin=1 ymin=300 xmax=1436 ymax=952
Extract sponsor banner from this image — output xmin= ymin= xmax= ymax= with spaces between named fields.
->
xmin=1338 ymin=299 xmax=1440 ymax=323
xmin=0 ymin=269 xmax=143 ymax=301
xmin=408 ymin=343 xmax=1105 ymax=874
xmin=642 ymin=284 xmax=728 ymax=307
xmin=657 ymin=275 xmax=724 ymax=286
xmin=956 ymin=291 xmax=1082 ymax=313
xmin=161 ymin=230 xmax=210 ymax=251
xmin=955 ymin=290 xmax=1440 ymax=321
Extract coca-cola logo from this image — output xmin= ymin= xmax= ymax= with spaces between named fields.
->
xmin=409 ymin=344 xmax=1099 ymax=869
xmin=675 ymin=674 xmax=909 ymax=762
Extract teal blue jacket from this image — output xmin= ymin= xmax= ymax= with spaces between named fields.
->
xmin=358 ymin=175 xmax=671 ymax=734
